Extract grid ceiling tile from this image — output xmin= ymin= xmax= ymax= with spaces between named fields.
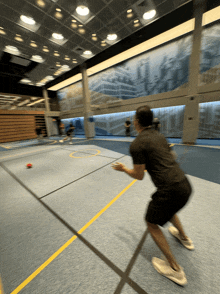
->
xmin=108 ymin=17 xmax=124 ymax=32
xmin=35 ymin=25 xmax=56 ymax=40
xmin=117 ymin=25 xmax=132 ymax=40
xmin=0 ymin=3 xmax=21 ymax=23
xmin=63 ymin=40 xmax=78 ymax=51
xmin=68 ymin=33 xmax=85 ymax=45
xmin=108 ymin=0 xmax=134 ymax=14
xmin=80 ymin=39 xmax=96 ymax=51
xmin=40 ymin=15 xmax=62 ymax=32
xmin=56 ymin=0 xmax=78 ymax=14
xmin=95 ymin=26 xmax=110 ymax=40
xmin=25 ymin=0 xmax=55 ymax=14
xmin=1 ymin=0 xmax=27 ymax=13
xmin=87 ymin=0 xmax=107 ymax=14
xmin=118 ymin=9 xmax=139 ymax=25
xmin=0 ymin=17 xmax=18 ymax=34
xmin=156 ymin=0 xmax=175 ymax=18
xmin=46 ymin=4 xmax=70 ymax=24
xmin=96 ymin=6 xmax=116 ymax=24
xmin=20 ymin=2 xmax=47 ymax=24
xmin=153 ymin=0 xmax=167 ymax=6
xmin=85 ymin=17 xmax=105 ymax=33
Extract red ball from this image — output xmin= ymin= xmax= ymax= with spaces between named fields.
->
xmin=26 ymin=163 xmax=32 ymax=168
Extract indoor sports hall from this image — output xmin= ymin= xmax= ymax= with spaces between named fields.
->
xmin=0 ymin=0 xmax=220 ymax=293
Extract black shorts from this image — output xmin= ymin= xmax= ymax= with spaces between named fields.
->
xmin=145 ymin=176 xmax=192 ymax=226
xmin=66 ymin=130 xmax=73 ymax=136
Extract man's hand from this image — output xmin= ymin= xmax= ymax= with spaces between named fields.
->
xmin=111 ymin=162 xmax=126 ymax=172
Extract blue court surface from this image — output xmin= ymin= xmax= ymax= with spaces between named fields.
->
xmin=0 ymin=135 xmax=219 ymax=294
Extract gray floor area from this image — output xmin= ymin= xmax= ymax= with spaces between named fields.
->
xmin=0 ymin=139 xmax=220 ymax=294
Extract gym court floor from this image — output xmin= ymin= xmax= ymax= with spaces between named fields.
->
xmin=0 ymin=136 xmax=219 ymax=294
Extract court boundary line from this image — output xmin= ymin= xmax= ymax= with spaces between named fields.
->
xmin=0 ymin=140 xmax=89 ymax=162
xmin=1 ymin=162 xmax=149 ymax=294
xmin=39 ymin=155 xmax=126 ymax=199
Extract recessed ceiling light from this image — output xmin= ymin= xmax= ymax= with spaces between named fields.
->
xmin=32 ymin=55 xmax=43 ymax=62
xmin=72 ymin=20 xmax=77 ymax=23
xmin=55 ymin=12 xmax=63 ymax=19
xmin=21 ymin=78 xmax=31 ymax=83
xmin=143 ymin=9 xmax=156 ymax=20
xmin=84 ymin=50 xmax=92 ymax=55
xmin=0 ymin=28 xmax=6 ymax=35
xmin=15 ymin=36 xmax=23 ymax=42
xmin=65 ymin=56 xmax=70 ymax=60
xmin=78 ymin=28 xmax=86 ymax=34
xmin=134 ymin=20 xmax=139 ymax=23
xmin=56 ymin=8 xmax=61 ymax=12
xmin=92 ymin=36 xmax=98 ymax=41
xmin=52 ymin=33 xmax=64 ymax=40
xmin=43 ymin=48 xmax=49 ymax=52
xmin=20 ymin=15 xmax=36 ymax=25
xmin=92 ymin=34 xmax=96 ymax=36
xmin=107 ymin=34 xmax=117 ymax=41
xmin=127 ymin=9 xmax=132 ymax=13
xmin=72 ymin=60 xmax=77 ymax=63
xmin=134 ymin=23 xmax=140 ymax=27
xmin=76 ymin=5 xmax=90 ymax=16
xmin=46 ymin=76 xmax=54 ymax=80
xmin=62 ymin=65 xmax=70 ymax=71
xmin=54 ymin=52 xmax=60 ymax=56
xmin=127 ymin=13 xmax=133 ymax=18
xmin=101 ymin=43 xmax=106 ymax=47
xmin=5 ymin=45 xmax=20 ymax=52
xmin=71 ymin=23 xmax=77 ymax=29
xmin=36 ymin=0 xmax=45 ymax=8
xmin=30 ymin=42 xmax=38 ymax=47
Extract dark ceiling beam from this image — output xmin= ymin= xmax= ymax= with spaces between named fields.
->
xmin=46 ymin=1 xmax=194 ymax=90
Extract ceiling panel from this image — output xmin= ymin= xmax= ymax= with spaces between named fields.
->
xmin=87 ymin=0 xmax=108 ymax=14
xmin=0 ymin=3 xmax=21 ymax=23
xmin=96 ymin=6 xmax=116 ymax=24
xmin=0 ymin=0 xmax=197 ymax=97
xmin=19 ymin=2 xmax=47 ymax=24
xmin=24 ymin=0 xmax=55 ymax=13
xmin=1 ymin=0 xmax=27 ymax=12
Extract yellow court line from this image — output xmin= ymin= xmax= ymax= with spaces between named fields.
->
xmin=0 ymin=275 xmax=5 ymax=294
xmin=10 ymin=179 xmax=137 ymax=294
xmin=0 ymin=144 xmax=11 ymax=149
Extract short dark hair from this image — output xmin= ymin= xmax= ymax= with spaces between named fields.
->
xmin=135 ymin=105 xmax=153 ymax=127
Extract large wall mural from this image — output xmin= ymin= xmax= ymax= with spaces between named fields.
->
xmin=199 ymin=22 xmax=220 ymax=86
xmin=57 ymin=81 xmax=83 ymax=112
xmin=61 ymin=102 xmax=220 ymax=139
xmin=88 ymin=34 xmax=193 ymax=105
xmin=198 ymin=101 xmax=220 ymax=138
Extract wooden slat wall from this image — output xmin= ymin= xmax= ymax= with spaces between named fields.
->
xmin=0 ymin=110 xmax=46 ymax=143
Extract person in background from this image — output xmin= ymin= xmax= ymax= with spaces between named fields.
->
xmin=153 ymin=117 xmax=177 ymax=159
xmin=59 ymin=123 xmax=75 ymax=144
xmin=125 ymin=117 xmax=131 ymax=137
xmin=153 ymin=117 xmax=161 ymax=132
xmin=112 ymin=105 xmax=194 ymax=286
xmin=35 ymin=126 xmax=43 ymax=141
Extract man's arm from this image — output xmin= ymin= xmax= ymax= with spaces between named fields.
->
xmin=112 ymin=162 xmax=145 ymax=180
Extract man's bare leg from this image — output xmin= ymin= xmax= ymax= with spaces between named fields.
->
xmin=147 ymin=222 xmax=180 ymax=271
xmin=170 ymin=215 xmax=188 ymax=240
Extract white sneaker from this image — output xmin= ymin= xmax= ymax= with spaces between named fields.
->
xmin=168 ymin=227 xmax=194 ymax=250
xmin=152 ymin=257 xmax=187 ymax=286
